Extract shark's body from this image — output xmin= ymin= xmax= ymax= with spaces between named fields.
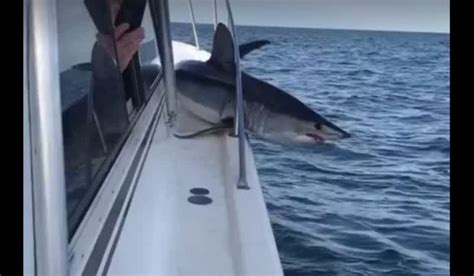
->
xmin=173 ymin=24 xmax=350 ymax=145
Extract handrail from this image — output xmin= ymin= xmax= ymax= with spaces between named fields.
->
xmin=212 ymin=0 xmax=218 ymax=30
xmin=223 ymin=0 xmax=249 ymax=189
xmin=157 ymin=0 xmax=248 ymax=189
xmin=29 ymin=0 xmax=69 ymax=274
xmin=149 ymin=0 xmax=177 ymax=125
xmin=186 ymin=0 xmax=200 ymax=50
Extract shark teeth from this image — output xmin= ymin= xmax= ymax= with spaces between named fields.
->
xmin=306 ymin=133 xmax=324 ymax=142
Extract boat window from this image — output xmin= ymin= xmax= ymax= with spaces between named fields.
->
xmin=115 ymin=1 xmax=160 ymax=113
xmin=138 ymin=3 xmax=161 ymax=100
xmin=56 ymin=0 xmax=135 ymax=238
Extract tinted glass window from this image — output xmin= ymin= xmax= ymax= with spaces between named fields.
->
xmin=57 ymin=0 xmax=132 ymax=237
xmin=138 ymin=4 xmax=161 ymax=100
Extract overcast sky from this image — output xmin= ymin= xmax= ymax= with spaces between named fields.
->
xmin=169 ymin=0 xmax=449 ymax=33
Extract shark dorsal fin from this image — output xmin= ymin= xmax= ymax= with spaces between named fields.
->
xmin=239 ymin=40 xmax=270 ymax=58
xmin=208 ymin=23 xmax=235 ymax=71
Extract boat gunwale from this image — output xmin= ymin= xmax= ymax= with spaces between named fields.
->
xmin=68 ymin=80 xmax=166 ymax=273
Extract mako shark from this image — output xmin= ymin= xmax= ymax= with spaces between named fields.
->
xmin=173 ymin=23 xmax=350 ymax=145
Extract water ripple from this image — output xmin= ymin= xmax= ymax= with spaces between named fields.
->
xmin=172 ymin=23 xmax=450 ymax=276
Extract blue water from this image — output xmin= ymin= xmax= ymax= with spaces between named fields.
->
xmin=172 ymin=23 xmax=450 ymax=275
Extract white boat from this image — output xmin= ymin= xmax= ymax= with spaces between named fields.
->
xmin=24 ymin=0 xmax=283 ymax=275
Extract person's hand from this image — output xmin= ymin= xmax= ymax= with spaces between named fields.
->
xmin=96 ymin=23 xmax=145 ymax=72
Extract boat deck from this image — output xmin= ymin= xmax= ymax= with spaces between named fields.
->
xmin=104 ymin=112 xmax=282 ymax=275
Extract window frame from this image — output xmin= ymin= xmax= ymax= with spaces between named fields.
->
xmin=60 ymin=0 xmax=162 ymax=239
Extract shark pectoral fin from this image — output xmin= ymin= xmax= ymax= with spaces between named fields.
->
xmin=173 ymin=106 xmax=231 ymax=138
xmin=173 ymin=124 xmax=227 ymax=139
xmin=174 ymin=108 xmax=213 ymax=132
xmin=174 ymin=118 xmax=233 ymax=139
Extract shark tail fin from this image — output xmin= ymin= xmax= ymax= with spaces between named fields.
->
xmin=239 ymin=40 xmax=270 ymax=58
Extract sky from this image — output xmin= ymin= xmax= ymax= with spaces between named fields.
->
xmin=169 ymin=0 xmax=449 ymax=33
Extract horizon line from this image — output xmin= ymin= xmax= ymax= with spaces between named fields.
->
xmin=171 ymin=21 xmax=450 ymax=35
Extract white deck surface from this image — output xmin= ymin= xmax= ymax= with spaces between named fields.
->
xmin=107 ymin=118 xmax=283 ymax=275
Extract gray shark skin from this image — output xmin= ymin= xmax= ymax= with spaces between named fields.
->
xmin=174 ymin=23 xmax=350 ymax=145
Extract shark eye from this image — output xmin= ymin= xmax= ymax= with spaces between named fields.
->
xmin=315 ymin=123 xmax=322 ymax=130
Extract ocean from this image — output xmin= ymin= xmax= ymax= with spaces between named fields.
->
xmin=171 ymin=23 xmax=450 ymax=275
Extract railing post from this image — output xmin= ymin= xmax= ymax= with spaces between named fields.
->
xmin=213 ymin=0 xmax=218 ymax=30
xmin=224 ymin=0 xmax=249 ymax=190
xmin=29 ymin=0 xmax=69 ymax=274
xmin=149 ymin=0 xmax=177 ymax=125
xmin=187 ymin=0 xmax=200 ymax=50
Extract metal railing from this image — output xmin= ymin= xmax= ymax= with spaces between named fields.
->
xmin=153 ymin=0 xmax=249 ymax=189
xmin=149 ymin=0 xmax=177 ymax=125
xmin=223 ymin=0 xmax=249 ymax=189
xmin=189 ymin=0 xmax=249 ymax=189
xmin=28 ymin=0 xmax=69 ymax=274
xmin=213 ymin=0 xmax=218 ymax=30
xmin=187 ymin=0 xmax=200 ymax=49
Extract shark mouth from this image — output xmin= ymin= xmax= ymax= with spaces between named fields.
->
xmin=306 ymin=133 xmax=324 ymax=142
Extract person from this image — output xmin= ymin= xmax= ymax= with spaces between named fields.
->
xmin=90 ymin=0 xmax=145 ymax=144
xmin=96 ymin=0 xmax=145 ymax=73
xmin=62 ymin=0 xmax=148 ymax=221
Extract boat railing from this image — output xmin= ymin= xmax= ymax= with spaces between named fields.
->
xmin=28 ymin=0 xmax=69 ymax=274
xmin=223 ymin=0 xmax=249 ymax=189
xmin=184 ymin=0 xmax=249 ymax=189
xmin=186 ymin=0 xmax=200 ymax=50
xmin=149 ymin=0 xmax=177 ymax=126
xmin=213 ymin=0 xmax=218 ymax=30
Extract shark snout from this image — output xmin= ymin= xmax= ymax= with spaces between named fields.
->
xmin=307 ymin=121 xmax=351 ymax=142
